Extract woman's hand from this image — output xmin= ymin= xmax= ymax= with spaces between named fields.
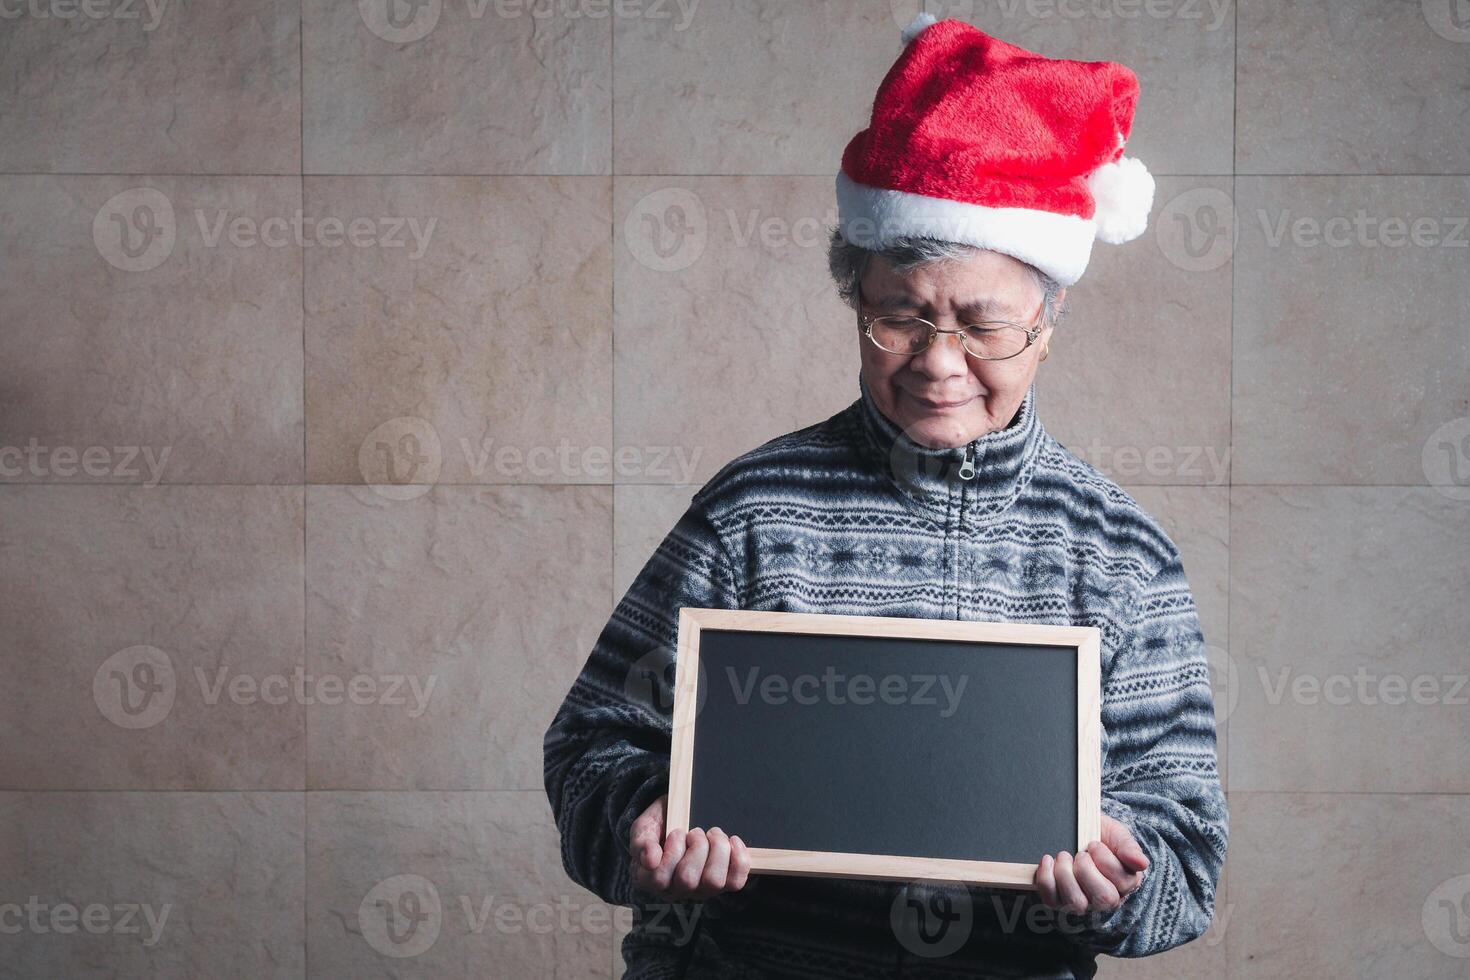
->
xmin=1034 ymin=813 xmax=1149 ymax=914
xmin=628 ymin=794 xmax=752 ymax=900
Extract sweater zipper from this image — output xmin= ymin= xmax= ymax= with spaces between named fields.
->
xmin=950 ymin=443 xmax=975 ymax=623
xmin=958 ymin=442 xmax=976 ymax=480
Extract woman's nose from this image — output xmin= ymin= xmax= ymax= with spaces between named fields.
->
xmin=906 ymin=330 xmax=971 ymax=378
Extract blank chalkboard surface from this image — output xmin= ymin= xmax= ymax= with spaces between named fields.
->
xmin=667 ymin=609 xmax=1100 ymax=889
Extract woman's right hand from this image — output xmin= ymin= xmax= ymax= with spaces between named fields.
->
xmin=629 ymin=794 xmax=751 ymax=900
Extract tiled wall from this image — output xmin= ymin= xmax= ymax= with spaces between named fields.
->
xmin=2 ymin=1 xmax=1467 ymax=977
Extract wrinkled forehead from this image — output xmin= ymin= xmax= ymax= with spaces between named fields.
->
xmin=859 ymin=250 xmax=1044 ymax=319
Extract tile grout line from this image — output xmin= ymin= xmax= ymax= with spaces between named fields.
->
xmin=1 ymin=481 xmax=1456 ymax=489
xmin=611 ymin=16 xmax=620 ymax=629
xmin=1 ymin=788 xmax=1463 ymax=797
xmin=9 ymin=171 xmax=1470 ymax=179
xmin=608 ymin=22 xmax=619 ymax=977
xmin=1226 ymin=1 xmax=1238 ymax=971
xmin=300 ymin=4 xmax=309 ymax=974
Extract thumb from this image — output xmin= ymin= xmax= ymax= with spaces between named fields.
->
xmin=1105 ymin=815 xmax=1150 ymax=872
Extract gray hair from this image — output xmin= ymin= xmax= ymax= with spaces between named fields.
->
xmin=827 ymin=228 xmax=1068 ymax=328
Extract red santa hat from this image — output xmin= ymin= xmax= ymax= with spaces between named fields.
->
xmin=836 ymin=13 xmax=1155 ymax=286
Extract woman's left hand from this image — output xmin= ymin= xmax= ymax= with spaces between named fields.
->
xmin=1034 ymin=813 xmax=1149 ymax=914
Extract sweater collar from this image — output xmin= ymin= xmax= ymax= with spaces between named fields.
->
xmin=855 ymin=372 xmax=1043 ymax=518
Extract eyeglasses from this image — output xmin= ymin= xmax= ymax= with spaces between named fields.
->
xmin=856 ymin=284 xmax=1045 ymax=362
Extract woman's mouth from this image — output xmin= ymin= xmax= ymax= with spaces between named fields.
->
xmin=906 ymin=391 xmax=978 ymax=411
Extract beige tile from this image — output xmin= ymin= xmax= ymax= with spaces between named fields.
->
xmin=1122 ymin=485 xmax=1230 ymax=789
xmin=304 ymin=176 xmax=611 ymax=486
xmin=0 ymin=486 xmax=305 ymax=790
xmin=613 ymin=0 xmax=910 ymax=175
xmin=303 ymin=0 xmax=610 ymax=174
xmin=1039 ymin=177 xmax=1233 ymax=488
xmin=612 ymin=483 xmax=699 ymax=606
xmin=614 ymin=176 xmax=857 ymax=484
xmin=1229 ymin=487 xmax=1470 ymax=793
xmin=1232 ymin=177 xmax=1470 ymax=485
xmin=0 ymin=0 xmax=299 ymax=174
xmin=307 ymin=791 xmax=613 ymax=977
xmin=954 ymin=0 xmax=1235 ymax=175
xmin=1237 ymin=0 xmax=1470 ymax=174
xmin=1227 ymin=792 xmax=1470 ymax=977
xmin=0 ymin=176 xmax=304 ymax=484
xmin=0 ymin=791 xmax=304 ymax=978
xmin=305 ymin=485 xmax=611 ymax=790
xmin=1120 ymin=486 xmax=1228 ymax=649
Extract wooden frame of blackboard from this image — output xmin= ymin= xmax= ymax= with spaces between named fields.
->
xmin=667 ymin=607 xmax=1101 ymax=890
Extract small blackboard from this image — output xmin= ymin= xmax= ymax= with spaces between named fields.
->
xmin=667 ymin=609 xmax=1100 ymax=889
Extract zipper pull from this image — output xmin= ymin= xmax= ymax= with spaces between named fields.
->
xmin=958 ymin=443 xmax=976 ymax=480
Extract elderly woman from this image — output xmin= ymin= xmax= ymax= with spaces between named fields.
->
xmin=545 ymin=16 xmax=1225 ymax=979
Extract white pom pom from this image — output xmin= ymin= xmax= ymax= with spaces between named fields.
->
xmin=1087 ymin=155 xmax=1155 ymax=244
xmin=901 ymin=12 xmax=939 ymax=45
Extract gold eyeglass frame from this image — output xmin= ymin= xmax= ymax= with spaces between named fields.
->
xmin=856 ymin=283 xmax=1045 ymax=362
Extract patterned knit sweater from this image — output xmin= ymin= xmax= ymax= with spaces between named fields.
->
xmin=544 ymin=374 xmax=1227 ymax=979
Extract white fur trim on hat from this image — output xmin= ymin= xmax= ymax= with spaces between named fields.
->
xmin=835 ymin=170 xmax=1097 ymax=286
xmin=901 ymin=11 xmax=939 ymax=45
xmin=1086 ymin=155 xmax=1155 ymax=244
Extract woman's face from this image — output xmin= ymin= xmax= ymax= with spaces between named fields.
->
xmin=857 ymin=249 xmax=1058 ymax=450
